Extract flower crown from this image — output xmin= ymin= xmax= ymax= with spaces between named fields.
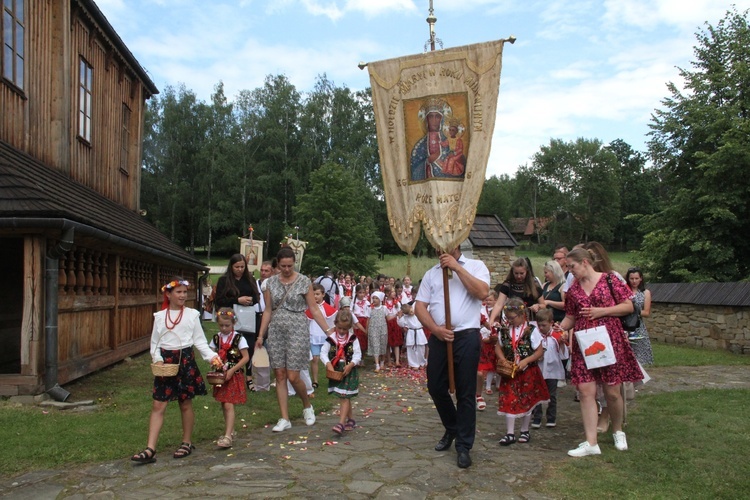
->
xmin=161 ymin=280 xmax=190 ymax=292
xmin=216 ymin=310 xmax=235 ymax=317
xmin=504 ymin=304 xmax=525 ymax=312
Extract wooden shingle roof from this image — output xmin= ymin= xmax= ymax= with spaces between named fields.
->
xmin=649 ymin=282 xmax=750 ymax=307
xmin=0 ymin=140 xmax=204 ymax=268
xmin=468 ymin=214 xmax=518 ymax=248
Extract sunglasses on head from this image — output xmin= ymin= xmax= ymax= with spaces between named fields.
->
xmin=628 ymin=267 xmax=641 ymax=273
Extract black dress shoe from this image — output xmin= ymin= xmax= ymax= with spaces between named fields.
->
xmin=457 ymin=450 xmax=472 ymax=468
xmin=434 ymin=432 xmax=456 ymax=451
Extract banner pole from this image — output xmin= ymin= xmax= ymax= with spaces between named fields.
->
xmin=442 ymin=263 xmax=455 ymax=394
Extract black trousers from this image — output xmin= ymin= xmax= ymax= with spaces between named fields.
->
xmin=426 ymin=329 xmax=480 ymax=452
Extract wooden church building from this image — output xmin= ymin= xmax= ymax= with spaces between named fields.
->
xmin=0 ymin=0 xmax=206 ymax=395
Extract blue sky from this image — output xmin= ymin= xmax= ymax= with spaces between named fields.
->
xmin=96 ymin=0 xmax=748 ymax=177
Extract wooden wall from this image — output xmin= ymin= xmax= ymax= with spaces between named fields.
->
xmin=0 ymin=235 xmax=202 ymax=395
xmin=1 ymin=1 xmax=148 ymax=210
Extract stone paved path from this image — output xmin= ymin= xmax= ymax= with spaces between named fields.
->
xmin=2 ymin=365 xmax=750 ymax=499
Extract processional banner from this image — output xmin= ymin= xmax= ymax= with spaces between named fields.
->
xmin=368 ymin=39 xmax=507 ymax=253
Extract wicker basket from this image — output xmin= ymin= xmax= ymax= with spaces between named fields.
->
xmin=326 ymin=367 xmax=345 ymax=382
xmin=206 ymin=371 xmax=226 ymax=385
xmin=150 ymin=331 xmax=182 ymax=377
xmin=151 ymin=360 xmax=180 ymax=377
xmin=495 ymin=359 xmax=517 ymax=380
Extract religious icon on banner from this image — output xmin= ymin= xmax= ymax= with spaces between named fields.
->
xmin=407 ymin=95 xmax=469 ymax=182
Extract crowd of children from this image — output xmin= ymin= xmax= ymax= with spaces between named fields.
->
xmin=135 ymin=245 xmax=650 ymax=463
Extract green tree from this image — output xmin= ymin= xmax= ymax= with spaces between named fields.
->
xmin=477 ymin=174 xmax=517 ymax=222
xmin=644 ymin=7 xmax=750 ymax=282
xmin=140 ymin=85 xmax=207 ymax=248
xmin=294 ymin=162 xmax=379 ymax=276
xmin=523 ymin=138 xmax=621 ymax=244
xmin=606 ymin=139 xmax=661 ymax=251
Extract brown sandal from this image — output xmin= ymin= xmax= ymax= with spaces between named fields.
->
xmin=130 ymin=447 xmax=156 ymax=464
xmin=173 ymin=442 xmax=195 ymax=459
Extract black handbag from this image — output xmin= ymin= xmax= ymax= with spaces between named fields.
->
xmin=606 ymin=273 xmax=640 ymax=332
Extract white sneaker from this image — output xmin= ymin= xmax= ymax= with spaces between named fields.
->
xmin=613 ymin=431 xmax=628 ymax=451
xmin=272 ymin=418 xmax=291 ymax=432
xmin=567 ymin=441 xmax=601 ymax=457
xmin=303 ymin=405 xmax=316 ymax=426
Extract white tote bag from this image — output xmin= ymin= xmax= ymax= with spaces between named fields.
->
xmin=233 ymin=304 xmax=256 ymax=333
xmin=576 ymin=325 xmax=617 ymax=370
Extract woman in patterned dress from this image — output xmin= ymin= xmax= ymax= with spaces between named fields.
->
xmin=624 ymin=267 xmax=654 ymax=366
xmin=560 ymin=248 xmax=643 ymax=457
xmin=255 ymin=247 xmax=333 ymax=432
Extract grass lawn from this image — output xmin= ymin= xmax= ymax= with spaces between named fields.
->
xmin=536 ymin=388 xmax=750 ymax=499
xmin=651 ymin=342 xmax=750 ymax=367
xmin=0 ymin=321 xmax=335 ymax=477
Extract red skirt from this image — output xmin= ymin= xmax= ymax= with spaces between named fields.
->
xmin=478 ymin=341 xmax=497 ymax=372
xmin=387 ymin=317 xmax=403 ymax=347
xmin=212 ymin=370 xmax=247 ymax=404
xmin=497 ymin=364 xmax=549 ymax=416
xmin=355 ymin=316 xmax=369 ymax=353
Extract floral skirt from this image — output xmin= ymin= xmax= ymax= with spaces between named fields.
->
xmin=212 ymin=370 xmax=247 ymax=404
xmin=152 ymin=347 xmax=207 ymax=402
xmin=478 ymin=340 xmax=497 ymax=372
xmin=497 ymin=364 xmax=550 ymax=417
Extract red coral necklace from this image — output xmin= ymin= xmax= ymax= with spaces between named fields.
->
xmin=165 ymin=307 xmax=184 ymax=329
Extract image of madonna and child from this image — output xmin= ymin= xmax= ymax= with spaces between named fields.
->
xmin=320 ymin=309 xmax=362 ymax=435
xmin=131 ymin=278 xmax=223 ymax=464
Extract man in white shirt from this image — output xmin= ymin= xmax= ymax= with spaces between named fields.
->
xmin=415 ymin=247 xmax=490 ymax=469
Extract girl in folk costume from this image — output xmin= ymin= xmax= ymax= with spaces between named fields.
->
xmin=351 ymin=285 xmax=370 ymax=354
xmin=397 ymin=302 xmax=427 ymax=368
xmin=209 ymin=308 xmax=250 ymax=449
xmin=495 ymin=298 xmax=550 ymax=446
xmin=306 ymin=284 xmax=338 ymax=389
xmin=321 ymin=309 xmax=362 ymax=435
xmin=131 ymin=279 xmax=222 ymax=464
xmin=476 ymin=291 xmax=499 ymax=411
xmin=384 ymin=287 xmax=403 ymax=367
xmin=341 ymin=274 xmax=354 ymax=299
xmin=367 ymin=291 xmax=388 ymax=372
xmin=338 ymin=297 xmax=368 ymax=366
xmin=401 ymin=275 xmax=414 ymax=304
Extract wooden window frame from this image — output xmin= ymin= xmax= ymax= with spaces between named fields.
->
xmin=120 ymin=103 xmax=131 ymax=175
xmin=2 ymin=0 xmax=25 ymax=91
xmin=78 ymin=56 xmax=93 ymax=144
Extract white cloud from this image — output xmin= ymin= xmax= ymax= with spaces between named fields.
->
xmin=603 ymin=0 xmax=747 ymax=31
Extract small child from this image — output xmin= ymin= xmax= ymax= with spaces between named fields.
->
xmin=384 ymin=287 xmax=402 ymax=367
xmin=209 ymin=308 xmax=250 ymax=448
xmin=339 ymin=296 xmax=368 ymax=366
xmin=401 ymin=275 xmax=413 ymax=304
xmin=483 ymin=291 xmax=499 ymax=395
xmin=476 ymin=292 xmax=498 ymax=411
xmin=351 ymin=285 xmax=371 ymax=354
xmin=367 ymin=291 xmax=387 ymax=371
xmin=397 ymin=302 xmax=427 ymax=368
xmin=495 ymin=298 xmax=550 ymax=446
xmin=306 ymin=284 xmax=337 ymax=389
xmin=321 ymin=309 xmax=362 ymax=435
xmin=531 ymin=308 xmax=569 ymax=429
